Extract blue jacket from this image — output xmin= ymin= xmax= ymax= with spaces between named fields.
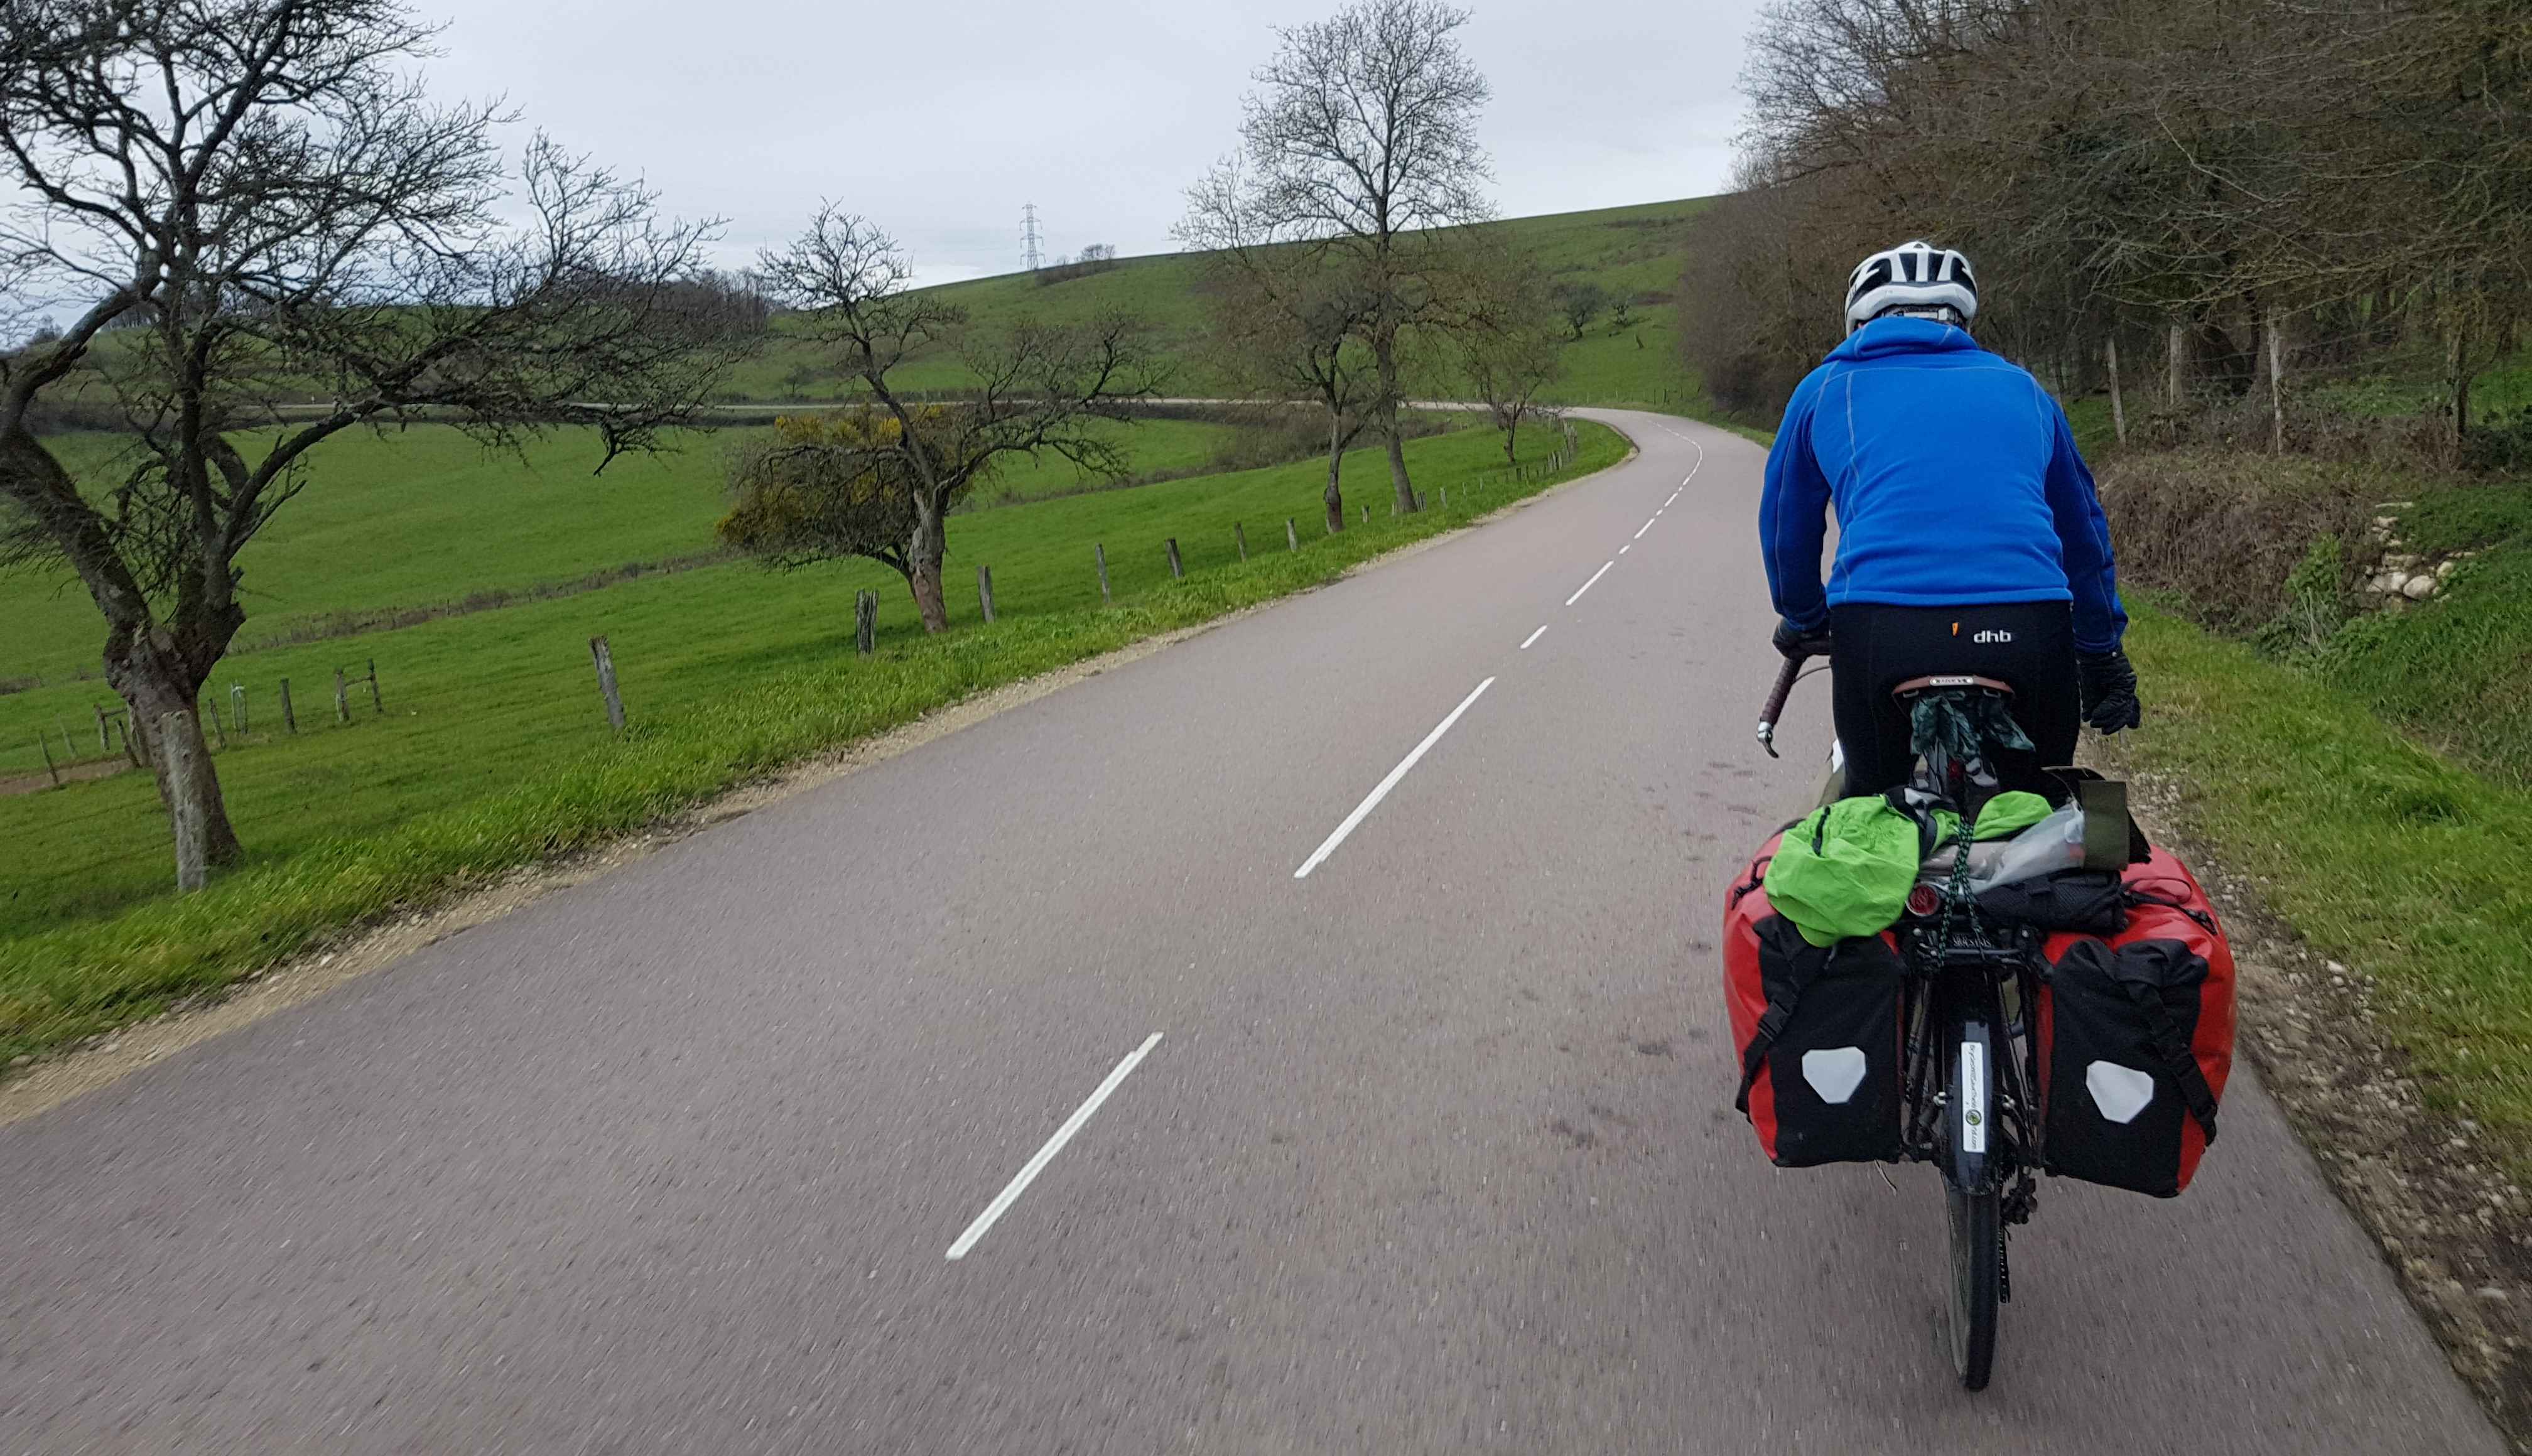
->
xmin=1759 ymin=318 xmax=2126 ymax=654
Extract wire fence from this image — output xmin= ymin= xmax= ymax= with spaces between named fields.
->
xmin=1476 ymin=415 xmax=1584 ymax=487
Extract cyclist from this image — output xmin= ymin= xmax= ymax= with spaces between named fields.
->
xmin=1758 ymin=240 xmax=2141 ymax=801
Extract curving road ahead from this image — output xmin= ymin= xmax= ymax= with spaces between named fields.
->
xmin=0 ymin=411 xmax=2503 ymax=1453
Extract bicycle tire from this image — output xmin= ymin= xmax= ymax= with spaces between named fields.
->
xmin=1941 ymin=1014 xmax=2003 ymax=1391
xmin=1945 ymin=1181 xmax=2001 ymax=1390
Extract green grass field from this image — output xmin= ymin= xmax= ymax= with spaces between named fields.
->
xmin=0 ymin=416 xmax=1268 ymax=777
xmin=0 ymin=419 xmax=1628 ymax=1061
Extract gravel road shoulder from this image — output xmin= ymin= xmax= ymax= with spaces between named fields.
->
xmin=2118 ymin=762 xmax=2532 ymax=1450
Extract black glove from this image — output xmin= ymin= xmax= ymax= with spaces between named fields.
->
xmin=1773 ymin=618 xmax=1833 ymax=662
xmin=2076 ymin=649 xmax=2143 ymax=733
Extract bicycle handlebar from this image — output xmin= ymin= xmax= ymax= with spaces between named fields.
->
xmin=1756 ymin=652 xmax=1807 ymax=758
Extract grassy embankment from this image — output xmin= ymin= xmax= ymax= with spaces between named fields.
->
xmin=0 ymin=419 xmax=1629 ymax=1064
xmin=2117 ymin=609 xmax=2532 ymax=1163
xmin=2153 ymin=459 xmax=2532 ymax=1167
xmin=2074 ymin=353 xmax=2532 ymax=1168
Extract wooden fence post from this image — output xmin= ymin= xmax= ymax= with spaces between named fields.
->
xmin=1286 ymin=519 xmax=1298 ymax=551
xmin=1235 ymin=522 xmax=1247 ymax=561
xmin=367 ymin=658 xmax=382 ymax=714
xmin=1439 ymin=484 xmax=1448 ymax=509
xmin=1166 ymin=537 xmax=1183 ymax=579
xmin=590 ymin=635 xmax=625 ymax=733
xmin=1095 ymin=543 xmax=1111 ymax=604
xmin=1360 ymin=504 xmax=1368 ymax=525
xmin=208 ymin=704 xmax=227 ymax=750
xmin=2105 ymin=337 xmax=2128 ymax=447
xmin=230 ymin=684 xmax=247 ymax=735
xmin=334 ymin=667 xmax=351 ymax=725
xmin=279 ymin=677 xmax=296 ymax=734
xmin=55 ymin=718 xmax=73 ymax=765
xmin=94 ymin=704 xmax=109 ymax=753
xmin=977 ymin=563 xmax=997 ymax=623
xmin=855 ymin=590 xmax=877 ymax=655
xmin=37 ymin=732 xmax=58 ymax=788
xmin=160 ymin=711 xmax=207 ymax=893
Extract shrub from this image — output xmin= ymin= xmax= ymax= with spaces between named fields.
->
xmin=2250 ymin=534 xmax=2349 ymax=661
xmin=2098 ymin=449 xmax=2386 ymax=634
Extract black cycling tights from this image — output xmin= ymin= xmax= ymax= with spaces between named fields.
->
xmin=1827 ymin=601 xmax=2080 ymax=802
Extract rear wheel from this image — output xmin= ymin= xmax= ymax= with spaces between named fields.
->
xmin=1942 ymin=1015 xmax=2003 ymax=1391
xmin=1945 ymin=1182 xmax=2001 ymax=1389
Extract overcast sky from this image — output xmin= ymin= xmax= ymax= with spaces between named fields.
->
xmin=423 ymin=0 xmax=1769 ymax=288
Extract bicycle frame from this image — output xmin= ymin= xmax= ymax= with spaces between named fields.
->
xmin=1898 ymin=930 xmax=2043 ymax=1197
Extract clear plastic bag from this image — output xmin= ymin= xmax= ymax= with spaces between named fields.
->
xmin=1922 ymin=803 xmax=2089 ymax=893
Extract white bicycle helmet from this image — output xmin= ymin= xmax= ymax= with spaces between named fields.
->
xmin=1844 ymin=240 xmax=1978 ymax=334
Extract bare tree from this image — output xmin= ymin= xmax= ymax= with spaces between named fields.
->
xmin=1182 ymin=158 xmax=1385 ymax=532
xmin=1458 ymin=247 xmax=1566 ymax=462
xmin=744 ymin=207 xmax=1162 ymax=628
xmin=0 ymin=0 xmax=750 ymax=884
xmin=1209 ymin=266 xmax=1384 ymax=534
xmin=1705 ymin=0 xmax=2532 ymax=446
xmin=1184 ymin=0 xmax=1495 ymax=515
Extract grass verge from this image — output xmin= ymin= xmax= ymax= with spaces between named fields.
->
xmin=2116 ymin=603 xmax=2532 ymax=1171
xmin=0 ymin=421 xmax=1630 ymax=1069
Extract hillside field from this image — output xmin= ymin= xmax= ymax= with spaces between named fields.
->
xmin=722 ymin=197 xmax=1709 ymax=409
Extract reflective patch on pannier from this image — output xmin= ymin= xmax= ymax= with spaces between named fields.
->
xmin=1802 ymin=1047 xmax=1869 ymax=1104
xmin=2086 ymin=1061 xmax=2156 ymax=1124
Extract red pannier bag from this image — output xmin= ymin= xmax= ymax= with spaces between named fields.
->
xmin=2037 ymin=846 xmax=2237 ymax=1197
xmin=1723 ymin=836 xmax=1907 ymax=1167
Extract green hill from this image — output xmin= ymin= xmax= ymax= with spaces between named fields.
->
xmin=725 ymin=196 xmax=1712 ymax=409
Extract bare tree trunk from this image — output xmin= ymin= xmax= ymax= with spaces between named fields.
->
xmin=1372 ymin=332 xmax=1416 ymax=514
xmin=106 ymin=647 xmax=242 ymax=874
xmin=1503 ymin=410 xmax=1520 ymax=464
xmin=906 ymin=505 xmax=950 ymax=633
xmin=2445 ymin=318 xmax=2472 ymax=464
xmin=158 ymin=712 xmax=209 ymax=892
xmin=8 ymin=426 xmax=243 ymax=876
xmin=2106 ymin=337 xmax=2128 ymax=446
xmin=1324 ymin=416 xmax=1346 ymax=534
xmin=2166 ymin=320 xmax=2190 ymax=407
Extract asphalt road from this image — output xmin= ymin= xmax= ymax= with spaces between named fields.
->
xmin=0 ymin=411 xmax=2504 ymax=1453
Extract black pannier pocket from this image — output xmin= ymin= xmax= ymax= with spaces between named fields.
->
xmin=1738 ymin=917 xmax=1905 ymax=1167
xmin=2043 ymin=938 xmax=2220 ymax=1197
xmin=1977 ymin=868 xmax=2127 ymax=934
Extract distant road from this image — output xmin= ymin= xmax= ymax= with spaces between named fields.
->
xmin=0 ymin=409 xmax=2501 ymax=1453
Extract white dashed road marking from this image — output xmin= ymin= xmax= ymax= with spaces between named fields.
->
xmin=1294 ymin=677 xmax=1498 ymax=879
xmin=947 ymin=1033 xmax=1164 ymax=1260
xmin=1565 ymin=562 xmax=1615 ymax=607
